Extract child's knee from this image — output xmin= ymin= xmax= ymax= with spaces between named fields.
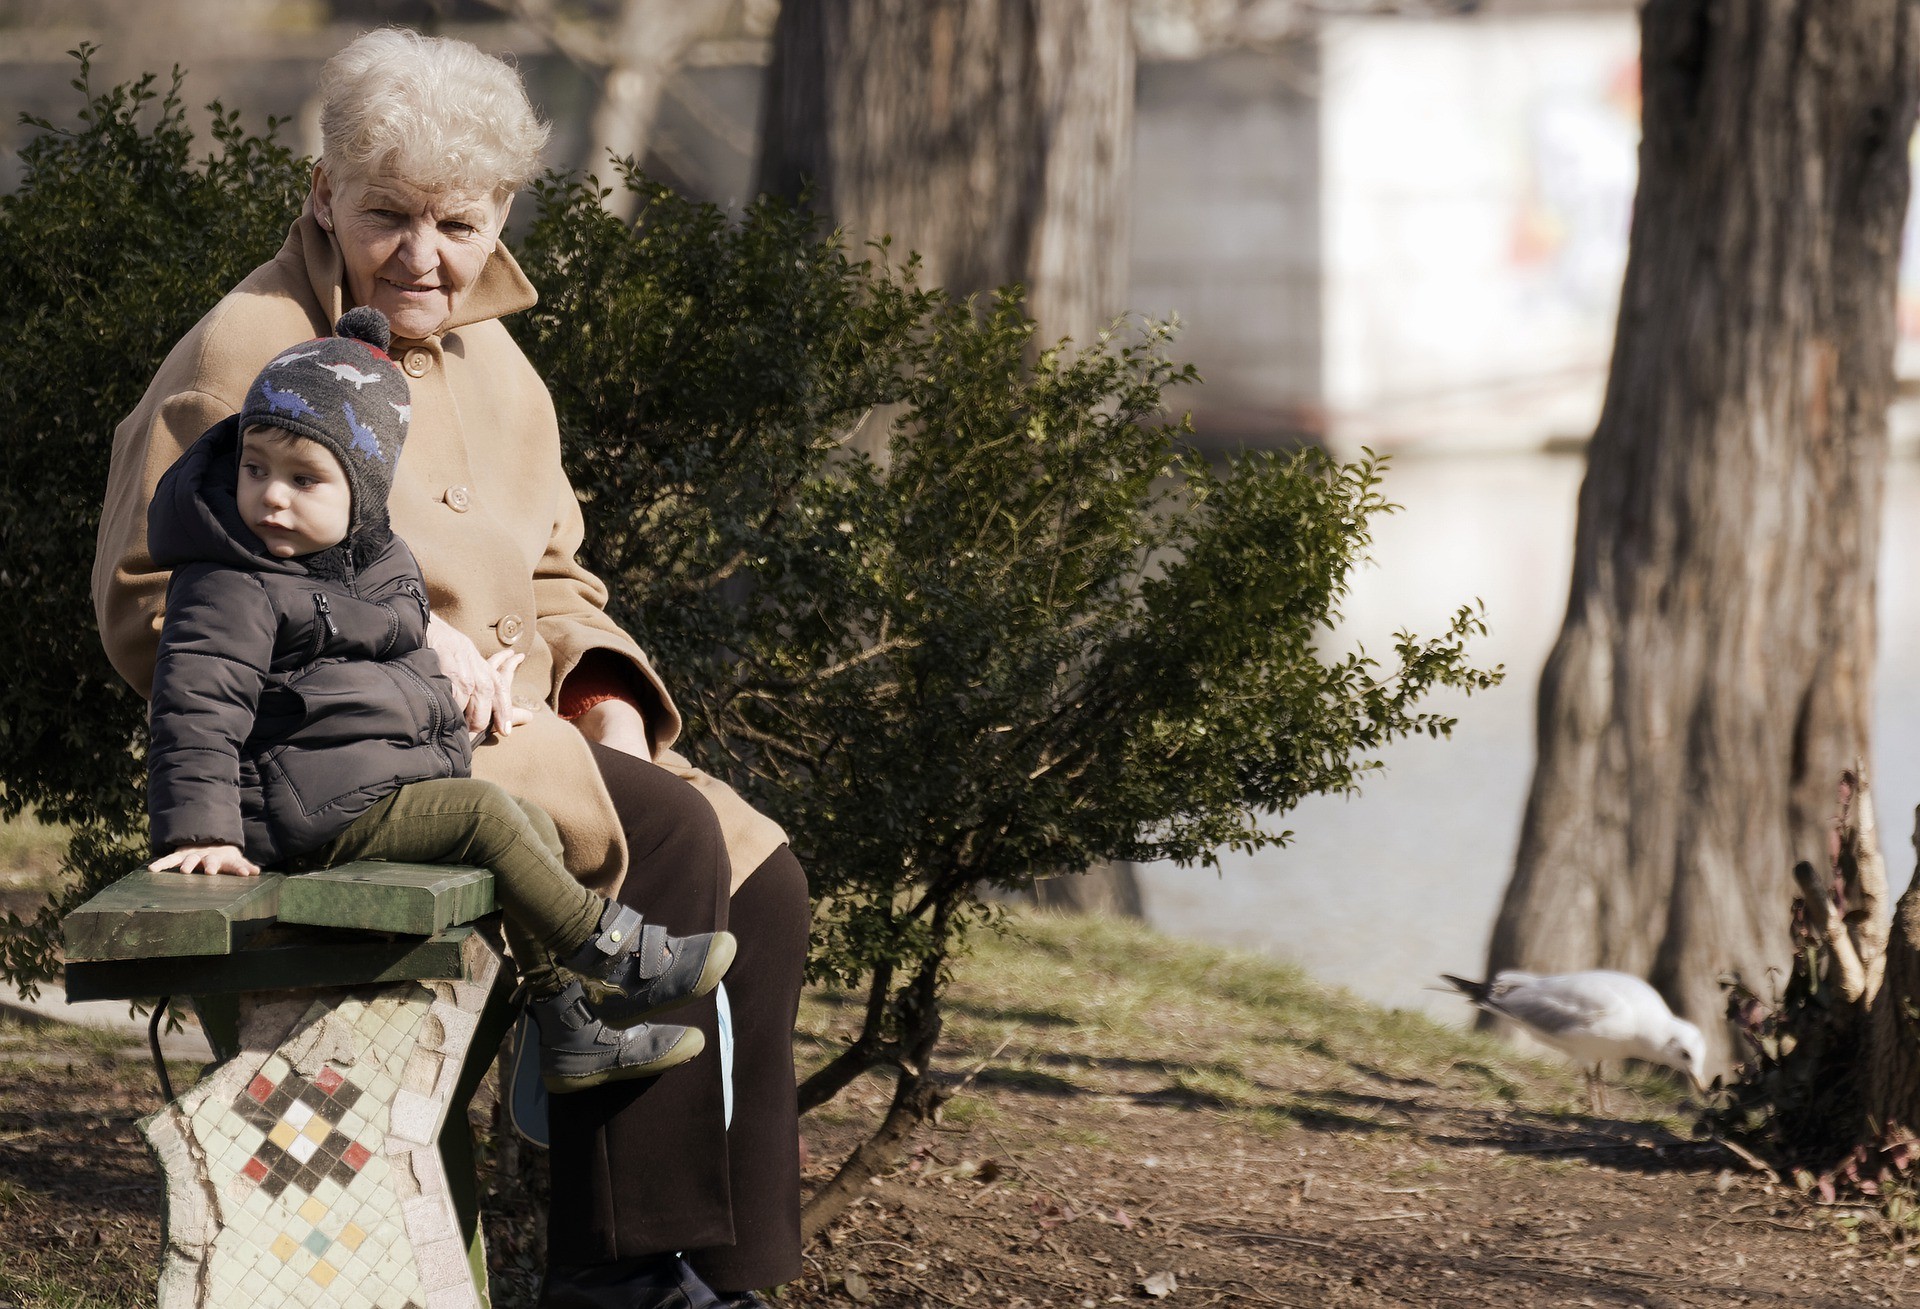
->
xmin=510 ymin=796 xmax=566 ymax=861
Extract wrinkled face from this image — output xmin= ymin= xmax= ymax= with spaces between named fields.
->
xmin=238 ymin=428 xmax=352 ymax=558
xmin=312 ymin=166 xmax=509 ymax=340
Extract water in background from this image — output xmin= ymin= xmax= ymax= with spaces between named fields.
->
xmin=1136 ymin=452 xmax=1920 ymax=1020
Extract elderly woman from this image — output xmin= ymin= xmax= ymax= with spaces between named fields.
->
xmin=92 ymin=29 xmax=806 ymax=1309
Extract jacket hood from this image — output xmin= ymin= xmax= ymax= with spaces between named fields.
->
xmin=150 ymin=418 xmax=401 ymax=580
xmin=150 ymin=418 xmax=313 ymax=574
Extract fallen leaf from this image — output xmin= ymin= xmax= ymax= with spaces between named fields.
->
xmin=1110 ymin=1207 xmax=1135 ymax=1230
xmin=843 ymin=1269 xmax=871 ymax=1300
xmin=1141 ymin=1270 xmax=1177 ymax=1298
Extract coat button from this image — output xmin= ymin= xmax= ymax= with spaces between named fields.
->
xmin=443 ymin=485 xmax=471 ymax=512
xmin=495 ymin=613 xmax=525 ymax=644
xmin=404 ymin=349 xmax=431 ymax=378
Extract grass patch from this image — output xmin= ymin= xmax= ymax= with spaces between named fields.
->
xmin=0 ymin=1011 xmax=140 ymax=1061
xmin=0 ymin=813 xmax=70 ymax=877
xmin=935 ymin=911 xmax=1584 ymax=1104
xmin=794 ymin=908 xmax=1646 ymax=1158
xmin=936 ymin=1095 xmax=998 ymax=1129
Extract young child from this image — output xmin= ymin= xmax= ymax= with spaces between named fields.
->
xmin=143 ymin=307 xmax=733 ymax=1091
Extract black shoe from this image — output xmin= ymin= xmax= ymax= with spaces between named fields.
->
xmin=527 ymin=980 xmax=704 ymax=1093
xmin=568 ymin=902 xmax=737 ymax=1028
xmin=539 ymin=1254 xmax=722 ymax=1309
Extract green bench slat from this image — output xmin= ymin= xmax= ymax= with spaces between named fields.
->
xmin=63 ymin=924 xmax=480 ymax=1002
xmin=61 ymin=870 xmax=285 ymax=962
xmin=277 ymin=863 xmax=494 ymax=936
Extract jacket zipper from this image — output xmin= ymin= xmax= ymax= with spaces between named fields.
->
xmin=399 ymin=579 xmax=430 ymax=621
xmin=392 ymin=659 xmax=453 ymax=775
xmin=311 ymin=593 xmax=338 ymax=659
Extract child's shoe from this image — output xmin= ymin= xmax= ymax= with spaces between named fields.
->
xmin=529 ymin=979 xmax=705 ymax=1093
xmin=567 ymin=903 xmax=736 ymax=1029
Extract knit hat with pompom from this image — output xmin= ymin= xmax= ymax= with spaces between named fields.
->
xmin=238 ymin=307 xmax=412 ymax=532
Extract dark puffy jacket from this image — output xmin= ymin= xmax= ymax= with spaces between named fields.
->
xmin=146 ymin=417 xmax=473 ymax=864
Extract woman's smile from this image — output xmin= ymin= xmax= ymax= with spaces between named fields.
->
xmin=313 ymin=169 xmax=507 ymax=340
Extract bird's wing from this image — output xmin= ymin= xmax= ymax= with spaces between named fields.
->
xmin=1483 ymin=973 xmax=1618 ymax=1040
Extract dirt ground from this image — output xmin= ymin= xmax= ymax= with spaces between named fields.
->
xmin=782 ymin=1067 xmax=1912 ymax=1308
xmin=3 ymin=914 xmax=1915 ymax=1307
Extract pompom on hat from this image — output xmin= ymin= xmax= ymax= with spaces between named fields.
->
xmin=238 ymin=307 xmax=412 ymax=532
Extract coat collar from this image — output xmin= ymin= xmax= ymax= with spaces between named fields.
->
xmin=290 ymin=197 xmax=540 ymax=344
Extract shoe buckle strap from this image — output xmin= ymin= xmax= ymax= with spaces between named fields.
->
xmin=591 ymin=904 xmax=645 ymax=957
xmin=633 ymin=923 xmax=674 ymax=979
xmin=558 ymin=990 xmax=594 ymax=1031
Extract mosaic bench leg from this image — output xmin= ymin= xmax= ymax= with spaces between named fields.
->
xmin=141 ymin=930 xmax=513 ymax=1309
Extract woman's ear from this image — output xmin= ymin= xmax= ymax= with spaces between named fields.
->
xmin=491 ymin=192 xmax=514 ymax=249
xmin=312 ymin=163 xmax=335 ymax=232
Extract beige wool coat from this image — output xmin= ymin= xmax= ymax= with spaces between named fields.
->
xmin=94 ymin=209 xmax=785 ymax=896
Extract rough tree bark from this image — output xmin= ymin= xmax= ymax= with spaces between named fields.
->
xmin=756 ymin=0 xmax=1135 ymax=350
xmin=1485 ymin=0 xmax=1920 ymax=1068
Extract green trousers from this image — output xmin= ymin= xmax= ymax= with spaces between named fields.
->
xmin=294 ymin=777 xmax=605 ymax=997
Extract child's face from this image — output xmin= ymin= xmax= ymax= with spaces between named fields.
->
xmin=238 ymin=428 xmax=352 ymax=558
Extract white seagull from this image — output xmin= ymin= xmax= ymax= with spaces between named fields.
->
xmin=1442 ymin=970 xmax=1707 ymax=1113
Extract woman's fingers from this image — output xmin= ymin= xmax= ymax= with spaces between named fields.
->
xmin=428 ymin=616 xmax=494 ymax=733
xmin=428 ymin=619 xmax=531 ymax=739
xmin=485 ymin=650 xmax=526 ymax=737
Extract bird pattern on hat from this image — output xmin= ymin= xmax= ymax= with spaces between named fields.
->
xmin=239 ymin=307 xmax=411 ymax=533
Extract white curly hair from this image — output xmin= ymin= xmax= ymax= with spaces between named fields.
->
xmin=317 ymin=28 xmax=550 ymax=200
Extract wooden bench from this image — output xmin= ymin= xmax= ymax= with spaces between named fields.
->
xmin=64 ymin=863 xmax=511 ymax=1309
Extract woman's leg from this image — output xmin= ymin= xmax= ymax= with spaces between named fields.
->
xmin=546 ymin=745 xmax=736 ymax=1262
xmin=544 ymin=745 xmax=808 ymax=1290
xmin=687 ymin=843 xmax=808 ymax=1293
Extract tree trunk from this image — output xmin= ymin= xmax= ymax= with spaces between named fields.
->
xmin=1486 ymin=0 xmax=1919 ymax=1069
xmin=583 ymin=0 xmax=737 ymax=219
xmin=755 ymin=0 xmax=1135 ymax=348
xmin=1033 ymin=861 xmax=1145 ymax=918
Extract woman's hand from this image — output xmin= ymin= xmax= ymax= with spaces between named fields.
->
xmin=150 ymin=844 xmax=260 ymax=877
xmin=573 ymin=697 xmax=653 ymax=761
xmin=471 ymin=650 xmax=538 ymax=744
xmin=428 ymin=614 xmax=516 ymax=736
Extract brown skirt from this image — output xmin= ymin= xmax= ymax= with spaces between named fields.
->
xmin=545 ymin=744 xmax=808 ymax=1291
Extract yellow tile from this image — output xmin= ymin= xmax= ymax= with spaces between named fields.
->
xmin=302 ymin=1115 xmax=331 ymax=1144
xmin=309 ymin=1259 xmax=337 ymax=1287
xmin=298 ymin=1196 xmax=327 ymax=1226
xmin=270 ymin=1233 xmax=299 ymax=1262
xmin=268 ymin=1122 xmax=298 ymax=1149
xmin=337 ymin=1223 xmax=366 ymax=1252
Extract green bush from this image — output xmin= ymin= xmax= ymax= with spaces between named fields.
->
xmin=0 ymin=51 xmax=307 ymax=991
xmin=0 ymin=65 xmax=1500 ymax=1202
xmin=509 ymin=166 xmax=1503 ymax=1187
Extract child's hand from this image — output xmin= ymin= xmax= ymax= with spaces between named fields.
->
xmin=150 ymin=844 xmax=260 ymax=877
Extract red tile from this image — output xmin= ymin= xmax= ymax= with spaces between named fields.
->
xmin=342 ymin=1142 xmax=370 ymax=1171
xmin=242 ymin=1157 xmax=269 ymax=1183
xmin=314 ymin=1067 xmax=344 ymax=1094
xmin=247 ymin=1074 xmax=274 ymax=1103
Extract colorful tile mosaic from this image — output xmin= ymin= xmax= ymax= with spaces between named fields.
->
xmin=141 ymin=932 xmax=503 ymax=1309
